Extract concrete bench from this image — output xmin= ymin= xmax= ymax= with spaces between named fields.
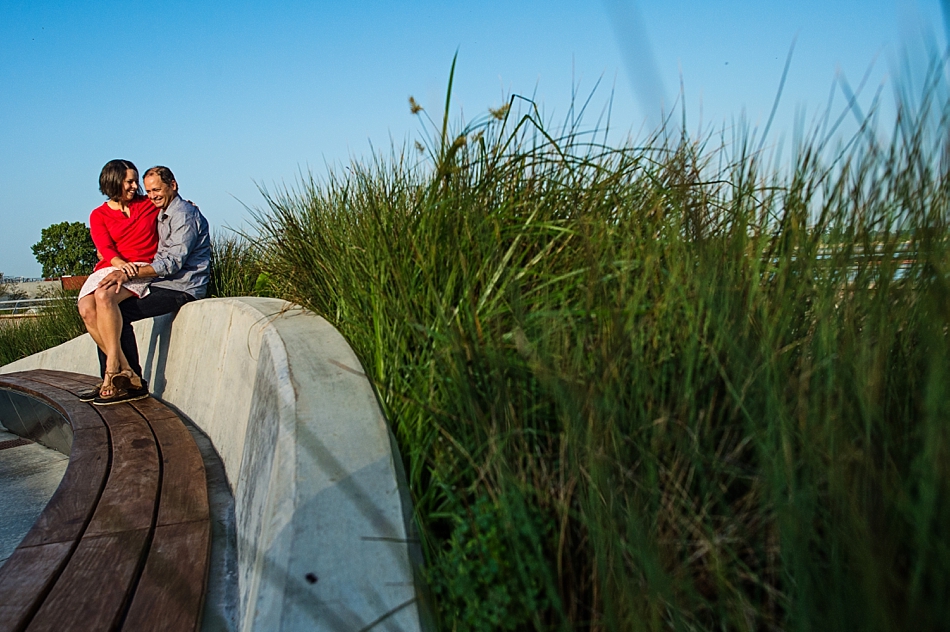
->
xmin=0 ymin=369 xmax=210 ymax=632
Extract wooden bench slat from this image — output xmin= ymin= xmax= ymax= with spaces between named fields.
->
xmin=122 ymin=520 xmax=212 ymax=632
xmin=20 ymin=428 xmax=109 ymax=548
xmin=25 ymin=369 xmax=100 ymax=393
xmin=133 ymin=399 xmax=210 ymax=526
xmin=129 ymin=396 xmax=179 ymax=422
xmin=0 ymin=541 xmax=73 ymax=631
xmin=26 ymin=529 xmax=150 ymax=632
xmin=85 ymin=407 xmax=160 ymax=537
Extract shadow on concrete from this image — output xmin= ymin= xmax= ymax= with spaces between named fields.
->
xmin=142 ymin=312 xmax=176 ymax=398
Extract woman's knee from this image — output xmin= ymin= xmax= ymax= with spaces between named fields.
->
xmin=78 ymin=297 xmax=97 ymax=323
xmin=94 ymin=286 xmax=121 ymax=307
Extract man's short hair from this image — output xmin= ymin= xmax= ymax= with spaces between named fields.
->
xmin=99 ymin=159 xmax=141 ymax=200
xmin=143 ymin=166 xmax=176 ymax=186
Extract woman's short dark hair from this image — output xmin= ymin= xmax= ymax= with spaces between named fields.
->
xmin=99 ymin=159 xmax=141 ymax=200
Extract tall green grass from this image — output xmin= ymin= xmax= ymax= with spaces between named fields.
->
xmin=246 ymin=58 xmax=950 ymax=629
xmin=208 ymin=231 xmax=274 ymax=298
xmin=0 ymin=294 xmax=85 ymax=366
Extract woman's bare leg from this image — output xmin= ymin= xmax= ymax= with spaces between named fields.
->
xmin=93 ymin=286 xmax=136 ymax=395
xmin=78 ymin=294 xmax=107 ymax=351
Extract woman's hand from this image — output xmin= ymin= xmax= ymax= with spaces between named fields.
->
xmin=110 ymin=257 xmax=139 ymax=279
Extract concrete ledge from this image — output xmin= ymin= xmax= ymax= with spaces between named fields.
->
xmin=1 ymin=297 xmax=428 ymax=631
xmin=0 ymin=389 xmax=72 ymax=456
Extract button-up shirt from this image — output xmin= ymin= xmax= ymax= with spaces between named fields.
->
xmin=150 ymin=194 xmax=212 ymax=298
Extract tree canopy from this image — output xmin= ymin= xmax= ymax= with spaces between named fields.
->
xmin=31 ymin=221 xmax=97 ymax=278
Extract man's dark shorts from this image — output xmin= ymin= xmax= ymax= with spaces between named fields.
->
xmin=97 ymin=287 xmax=197 ymax=379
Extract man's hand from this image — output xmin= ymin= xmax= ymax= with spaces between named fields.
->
xmin=97 ymin=269 xmax=128 ymax=293
xmin=108 ymin=258 xmax=139 ymax=279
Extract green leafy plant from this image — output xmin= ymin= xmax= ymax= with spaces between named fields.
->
xmin=428 ymin=492 xmax=553 ymax=631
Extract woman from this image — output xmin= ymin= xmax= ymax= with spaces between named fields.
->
xmin=77 ymin=159 xmax=159 ymax=404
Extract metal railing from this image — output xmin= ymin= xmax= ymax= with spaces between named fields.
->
xmin=0 ymin=297 xmax=61 ymax=317
xmin=0 ymin=277 xmax=42 ymax=284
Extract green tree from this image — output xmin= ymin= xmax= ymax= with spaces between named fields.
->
xmin=31 ymin=221 xmax=97 ymax=278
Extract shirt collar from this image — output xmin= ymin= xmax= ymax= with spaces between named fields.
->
xmin=158 ymin=194 xmax=181 ymax=221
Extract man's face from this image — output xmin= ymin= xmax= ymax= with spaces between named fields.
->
xmin=144 ymin=174 xmax=178 ymax=210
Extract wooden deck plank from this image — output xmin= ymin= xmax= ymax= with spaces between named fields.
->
xmin=132 ymin=399 xmax=210 ymax=526
xmin=20 ymin=427 xmax=109 ymax=547
xmin=26 ymin=529 xmax=150 ymax=632
xmin=0 ymin=541 xmax=73 ymax=632
xmin=122 ymin=520 xmax=212 ymax=632
xmin=84 ymin=406 xmax=160 ymax=537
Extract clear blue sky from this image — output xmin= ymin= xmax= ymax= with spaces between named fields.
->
xmin=1 ymin=0 xmax=946 ymax=277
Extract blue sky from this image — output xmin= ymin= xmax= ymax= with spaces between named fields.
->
xmin=1 ymin=0 xmax=946 ymax=277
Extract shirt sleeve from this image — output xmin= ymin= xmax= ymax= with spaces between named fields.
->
xmin=151 ymin=208 xmax=199 ymax=277
xmin=89 ymin=210 xmax=121 ymax=263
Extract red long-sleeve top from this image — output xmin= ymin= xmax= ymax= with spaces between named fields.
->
xmin=89 ymin=196 xmax=160 ymax=272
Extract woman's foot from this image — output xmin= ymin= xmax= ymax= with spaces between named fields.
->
xmin=94 ymin=370 xmax=148 ymax=406
xmin=99 ymin=370 xmax=121 ymax=399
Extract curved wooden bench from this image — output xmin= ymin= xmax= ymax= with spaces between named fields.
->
xmin=0 ymin=369 xmax=211 ymax=632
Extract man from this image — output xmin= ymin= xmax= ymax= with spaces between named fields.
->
xmin=80 ymin=166 xmax=212 ymax=404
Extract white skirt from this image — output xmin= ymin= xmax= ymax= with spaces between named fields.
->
xmin=77 ymin=265 xmax=152 ymax=300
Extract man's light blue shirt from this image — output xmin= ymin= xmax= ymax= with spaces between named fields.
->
xmin=150 ymin=194 xmax=211 ymax=298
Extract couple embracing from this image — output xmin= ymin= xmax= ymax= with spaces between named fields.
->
xmin=76 ymin=159 xmax=211 ymax=405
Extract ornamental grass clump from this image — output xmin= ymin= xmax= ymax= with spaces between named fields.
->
xmin=250 ymin=60 xmax=950 ymax=630
xmin=208 ymin=231 xmax=274 ymax=298
xmin=0 ymin=293 xmax=85 ymax=366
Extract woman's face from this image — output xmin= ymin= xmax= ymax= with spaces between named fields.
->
xmin=119 ymin=169 xmax=138 ymax=203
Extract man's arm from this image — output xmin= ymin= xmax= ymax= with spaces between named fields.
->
xmin=98 ymin=265 xmax=150 ymax=292
xmin=99 ymin=201 xmax=201 ymax=293
xmin=151 ymin=203 xmax=201 ymax=279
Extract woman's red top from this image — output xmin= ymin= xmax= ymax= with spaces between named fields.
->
xmin=89 ymin=196 xmax=160 ymax=272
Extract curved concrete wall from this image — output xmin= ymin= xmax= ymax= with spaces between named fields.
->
xmin=1 ymin=297 xmax=428 ymax=632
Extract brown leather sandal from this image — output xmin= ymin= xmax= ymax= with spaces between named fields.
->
xmin=93 ymin=370 xmax=148 ymax=406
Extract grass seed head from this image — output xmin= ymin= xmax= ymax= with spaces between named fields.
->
xmin=489 ymin=103 xmax=510 ymax=120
